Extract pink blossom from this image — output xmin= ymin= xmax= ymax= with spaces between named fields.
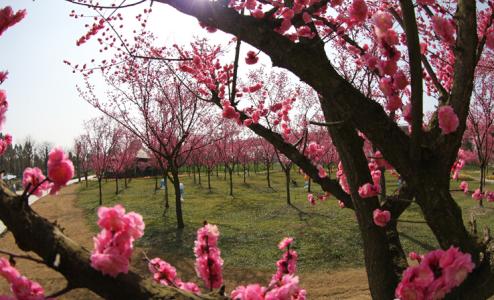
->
xmin=459 ymin=181 xmax=468 ymax=194
xmin=194 ymin=223 xmax=223 ymax=289
xmin=438 ymin=105 xmax=459 ymax=135
xmin=0 ymin=7 xmax=27 ymax=37
xmin=245 ymin=51 xmax=259 ymax=65
xmin=338 ymin=200 xmax=345 ymax=208
xmin=47 ymin=147 xmax=74 ymax=194
xmin=348 ymin=0 xmax=368 ymax=23
xmin=175 ymin=280 xmax=200 ymax=294
xmin=372 ymin=11 xmax=393 ymax=33
xmin=432 ymin=16 xmax=456 ymax=45
xmin=0 ymin=257 xmax=47 ymax=300
xmin=317 ymin=165 xmax=327 ymax=178
xmin=148 ymin=257 xmax=177 ymax=285
xmin=486 ymin=191 xmax=494 ymax=202
xmin=243 ymin=118 xmax=253 ymax=126
xmin=358 ymin=183 xmax=381 ymax=198
xmin=278 ymin=237 xmax=294 ymax=250
xmin=297 ymin=26 xmax=315 ymax=39
xmin=409 ymin=252 xmax=422 ymax=262
xmin=396 ymin=247 xmax=474 ymax=299
xmin=266 ymin=275 xmax=306 ymax=300
xmin=91 ymin=205 xmax=144 ymax=277
xmin=231 ymin=284 xmax=265 ymax=300
xmin=372 ymin=209 xmax=391 ymax=227
xmin=307 ymin=193 xmax=316 ymax=205
xmin=22 ymin=167 xmax=51 ymax=197
xmin=472 ymin=188 xmax=483 ymax=201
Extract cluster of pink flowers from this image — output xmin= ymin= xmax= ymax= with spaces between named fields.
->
xmin=245 ymin=51 xmax=259 ymax=65
xmin=471 ymin=188 xmax=494 ymax=202
xmin=22 ymin=167 xmax=51 ymax=197
xmin=76 ymin=18 xmax=105 ymax=46
xmin=147 ymin=257 xmax=200 ymax=294
xmin=396 ymin=247 xmax=474 ymax=299
xmin=0 ymin=257 xmax=49 ymax=300
xmin=451 ymin=149 xmax=474 ymax=179
xmin=47 ymin=147 xmax=75 ymax=194
xmin=431 ymin=16 xmax=456 ymax=45
xmin=90 ymin=205 xmax=144 ymax=277
xmin=373 ymin=209 xmax=391 ymax=227
xmin=231 ymin=237 xmax=306 ymax=300
xmin=0 ymin=6 xmax=26 ymax=37
xmin=459 ymin=181 xmax=469 ymax=194
xmin=307 ymin=192 xmax=329 ymax=206
xmin=336 ymin=162 xmax=351 ymax=194
xmin=358 ymin=160 xmax=382 ymax=198
xmin=21 ymin=148 xmax=74 ymax=196
xmin=438 ymin=105 xmax=459 ymax=135
xmin=194 ymin=222 xmax=224 ymax=290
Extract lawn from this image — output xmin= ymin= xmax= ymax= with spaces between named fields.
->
xmin=74 ymin=165 xmax=494 ymax=278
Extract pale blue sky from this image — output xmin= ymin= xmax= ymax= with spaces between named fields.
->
xmin=0 ymin=1 xmax=435 ymax=149
xmin=0 ymin=0 xmax=230 ymax=149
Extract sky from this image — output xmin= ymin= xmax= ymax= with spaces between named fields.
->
xmin=0 ymin=0 xmax=231 ymax=149
xmin=0 ymin=1 xmax=436 ymax=149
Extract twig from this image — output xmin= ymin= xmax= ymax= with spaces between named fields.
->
xmin=0 ymin=249 xmax=45 ymax=264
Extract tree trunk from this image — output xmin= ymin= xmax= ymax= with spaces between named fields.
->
xmin=85 ymin=172 xmax=88 ymax=188
xmin=207 ymin=168 xmax=211 ymax=191
xmin=154 ymin=175 xmax=158 ymax=193
xmin=115 ymin=175 xmax=119 ymax=195
xmin=124 ymin=176 xmax=128 ymax=189
xmin=164 ymin=170 xmax=169 ymax=209
xmin=224 ymin=164 xmax=227 ymax=180
xmin=228 ymin=167 xmax=233 ymax=197
xmin=98 ymin=177 xmax=102 ymax=206
xmin=480 ymin=163 xmax=486 ymax=207
xmin=193 ymin=166 xmax=196 ymax=184
xmin=198 ymin=165 xmax=201 ymax=185
xmin=171 ymin=168 xmax=184 ymax=229
xmin=266 ymin=161 xmax=271 ymax=188
xmin=308 ymin=177 xmax=311 ymax=193
xmin=216 ymin=164 xmax=219 ymax=177
xmin=243 ymin=164 xmax=246 ymax=183
xmin=284 ymin=168 xmax=291 ymax=205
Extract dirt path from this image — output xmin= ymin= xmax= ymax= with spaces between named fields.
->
xmin=0 ymin=184 xmax=370 ymax=299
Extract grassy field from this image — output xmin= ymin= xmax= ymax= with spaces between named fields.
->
xmin=74 ymin=165 xmax=494 ymax=278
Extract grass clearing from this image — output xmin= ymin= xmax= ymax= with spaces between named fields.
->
xmin=75 ymin=166 xmax=494 ymax=279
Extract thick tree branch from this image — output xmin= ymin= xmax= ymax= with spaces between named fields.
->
xmin=398 ymin=0 xmax=423 ymax=164
xmin=0 ymin=181 xmax=226 ymax=300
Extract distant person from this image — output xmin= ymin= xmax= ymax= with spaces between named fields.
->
xmin=12 ymin=183 xmax=16 ymax=193
xmin=179 ymin=182 xmax=184 ymax=202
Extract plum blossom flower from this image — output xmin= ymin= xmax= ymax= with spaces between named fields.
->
xmin=432 ymin=16 xmax=456 ymax=45
xmin=438 ymin=105 xmax=459 ymax=135
xmin=459 ymin=181 xmax=468 ymax=194
xmin=472 ymin=188 xmax=484 ymax=201
xmin=47 ymin=147 xmax=75 ymax=194
xmin=231 ymin=284 xmax=265 ymax=300
xmin=22 ymin=167 xmax=52 ymax=197
xmin=245 ymin=51 xmax=259 ymax=65
xmin=307 ymin=193 xmax=316 ymax=205
xmin=358 ymin=183 xmax=381 ymax=198
xmin=91 ymin=205 xmax=144 ymax=277
xmin=396 ymin=247 xmax=474 ymax=300
xmin=278 ymin=237 xmax=294 ymax=250
xmin=348 ymin=0 xmax=368 ymax=24
xmin=0 ymin=257 xmax=48 ymax=300
xmin=373 ymin=209 xmax=391 ymax=227
xmin=194 ymin=223 xmax=223 ymax=289
xmin=0 ymin=7 xmax=27 ymax=37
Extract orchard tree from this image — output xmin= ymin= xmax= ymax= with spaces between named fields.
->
xmin=465 ymin=72 xmax=494 ymax=206
xmin=78 ymin=47 xmax=212 ymax=229
xmin=85 ymin=116 xmax=121 ymax=205
xmin=109 ymin=129 xmax=141 ymax=195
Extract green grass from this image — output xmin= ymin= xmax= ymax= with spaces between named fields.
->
xmin=75 ymin=166 xmax=494 ymax=276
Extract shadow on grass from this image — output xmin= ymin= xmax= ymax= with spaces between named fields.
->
xmin=399 ymin=232 xmax=435 ymax=251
